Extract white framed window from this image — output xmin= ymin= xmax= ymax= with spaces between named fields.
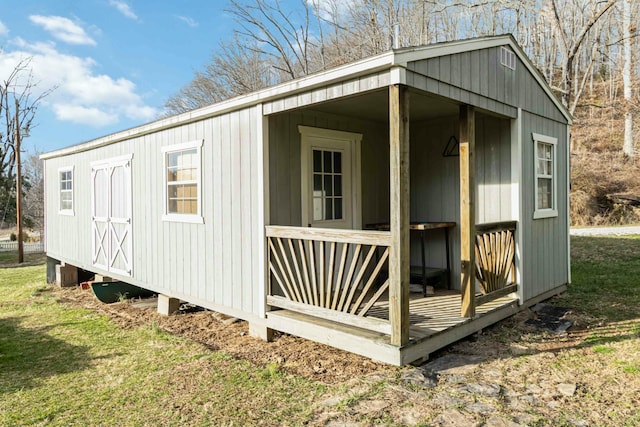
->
xmin=532 ymin=133 xmax=558 ymax=219
xmin=58 ymin=166 xmax=74 ymax=215
xmin=161 ymin=140 xmax=204 ymax=223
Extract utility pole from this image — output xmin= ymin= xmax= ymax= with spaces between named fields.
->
xmin=15 ymin=99 xmax=23 ymax=263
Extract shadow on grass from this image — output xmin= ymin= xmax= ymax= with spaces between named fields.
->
xmin=0 ymin=253 xmax=46 ymax=269
xmin=0 ymin=316 xmax=92 ymax=393
xmin=420 ymin=235 xmax=640 ymax=367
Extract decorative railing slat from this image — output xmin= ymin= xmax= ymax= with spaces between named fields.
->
xmin=331 ymin=242 xmax=349 ymax=311
xmin=298 ymin=239 xmax=313 ymax=305
xmin=266 ymin=226 xmax=392 ymax=334
xmin=475 ymin=221 xmax=517 ymax=305
xmin=343 ymin=245 xmax=377 ymax=313
xmin=337 ymin=244 xmax=361 ymax=312
xmin=350 ymin=247 xmax=390 ymax=315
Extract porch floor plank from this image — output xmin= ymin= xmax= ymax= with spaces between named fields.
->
xmin=364 ymin=290 xmax=518 ymax=341
xmin=266 ymin=290 xmax=519 ymax=365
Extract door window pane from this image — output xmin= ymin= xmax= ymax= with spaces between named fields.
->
xmin=311 ymin=148 xmax=344 ymax=222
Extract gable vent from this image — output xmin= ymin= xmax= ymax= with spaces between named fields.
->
xmin=500 ymin=47 xmax=516 ymax=70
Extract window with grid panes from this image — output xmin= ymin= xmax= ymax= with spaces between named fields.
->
xmin=532 ymin=133 xmax=558 ymax=219
xmin=162 ymin=140 xmax=203 ymax=222
xmin=167 ymin=148 xmax=198 ymax=214
xmin=59 ymin=167 xmax=73 ymax=214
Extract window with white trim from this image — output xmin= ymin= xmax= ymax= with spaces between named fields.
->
xmin=162 ymin=140 xmax=203 ymax=223
xmin=59 ymin=167 xmax=74 ymax=215
xmin=533 ymin=133 xmax=558 ymax=219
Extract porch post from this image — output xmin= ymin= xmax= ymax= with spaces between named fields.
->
xmin=389 ymin=84 xmax=410 ymax=346
xmin=459 ymin=104 xmax=476 ymax=318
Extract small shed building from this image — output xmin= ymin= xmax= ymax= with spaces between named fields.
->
xmin=42 ymin=35 xmax=571 ymax=365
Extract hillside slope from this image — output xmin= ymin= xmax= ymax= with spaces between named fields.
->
xmin=569 ymin=82 xmax=640 ymax=226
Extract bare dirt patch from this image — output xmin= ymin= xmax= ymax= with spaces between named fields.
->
xmin=54 ymin=286 xmax=640 ymax=426
xmin=56 ymin=286 xmax=394 ymax=384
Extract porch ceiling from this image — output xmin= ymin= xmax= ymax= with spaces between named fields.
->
xmin=309 ymin=89 xmax=460 ymax=123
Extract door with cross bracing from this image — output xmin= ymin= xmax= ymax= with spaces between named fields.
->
xmin=91 ymin=155 xmax=133 ymax=277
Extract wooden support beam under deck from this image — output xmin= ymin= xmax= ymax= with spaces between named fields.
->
xmin=459 ymin=104 xmax=476 ymax=318
xmin=389 ymin=84 xmax=410 ymax=346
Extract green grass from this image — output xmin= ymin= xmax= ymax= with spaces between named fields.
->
xmin=0 ymin=263 xmax=324 ymax=426
xmin=1 ymin=235 xmax=639 ymax=426
xmin=562 ymin=235 xmax=640 ymax=322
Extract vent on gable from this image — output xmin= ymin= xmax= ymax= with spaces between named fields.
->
xmin=500 ymin=47 xmax=516 ymax=70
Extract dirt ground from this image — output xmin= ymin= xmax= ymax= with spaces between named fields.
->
xmin=55 ymin=286 xmax=640 ymax=426
xmin=57 ymin=286 xmax=393 ymax=384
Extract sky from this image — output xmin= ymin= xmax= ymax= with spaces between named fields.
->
xmin=0 ymin=1 xmax=237 ymax=154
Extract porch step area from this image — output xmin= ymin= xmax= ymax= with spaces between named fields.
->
xmin=267 ymin=291 xmax=520 ymax=366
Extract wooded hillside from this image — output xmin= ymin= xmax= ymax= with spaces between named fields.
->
xmin=165 ymin=0 xmax=640 ymax=225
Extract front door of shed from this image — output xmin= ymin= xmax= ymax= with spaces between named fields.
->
xmin=299 ymin=126 xmax=362 ymax=229
xmin=91 ymin=155 xmax=133 ymax=277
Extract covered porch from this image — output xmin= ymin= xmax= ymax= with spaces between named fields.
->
xmin=263 ymin=81 xmax=520 ymax=365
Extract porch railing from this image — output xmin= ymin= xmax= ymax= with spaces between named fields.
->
xmin=475 ymin=221 xmax=517 ymax=306
xmin=265 ymin=226 xmax=392 ymax=334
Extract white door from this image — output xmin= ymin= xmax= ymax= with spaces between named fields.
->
xmin=91 ymin=155 xmax=133 ymax=277
xmin=299 ymin=126 xmax=362 ymax=229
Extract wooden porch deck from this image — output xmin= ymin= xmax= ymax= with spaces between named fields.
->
xmin=266 ymin=289 xmax=520 ymax=365
xmin=367 ymin=290 xmax=519 ymax=341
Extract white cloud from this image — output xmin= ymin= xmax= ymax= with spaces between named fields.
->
xmin=177 ymin=16 xmax=198 ymax=28
xmin=53 ymin=105 xmax=118 ymax=126
xmin=29 ymin=15 xmax=96 ymax=46
xmin=0 ymin=21 xmax=8 ymax=37
xmin=108 ymin=0 xmax=138 ymax=20
xmin=0 ymin=38 xmax=158 ymax=127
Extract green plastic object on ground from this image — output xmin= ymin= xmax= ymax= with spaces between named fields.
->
xmin=90 ymin=281 xmax=154 ymax=304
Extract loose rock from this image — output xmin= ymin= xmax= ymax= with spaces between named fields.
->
xmin=401 ymin=367 xmax=439 ymax=389
xmin=432 ymin=409 xmax=477 ymax=427
xmin=557 ymin=383 xmax=577 ymax=397
xmin=466 ymin=382 xmax=501 ymax=398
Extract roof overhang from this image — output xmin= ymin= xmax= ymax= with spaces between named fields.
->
xmin=42 ymin=34 xmax=570 ymax=160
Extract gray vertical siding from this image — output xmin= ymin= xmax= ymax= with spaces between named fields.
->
xmin=410 ymin=114 xmax=513 ymax=289
xmin=45 ymin=105 xmax=265 ymax=319
xmin=407 ymin=46 xmax=565 ymax=123
xmin=519 ymin=112 xmax=569 ymax=301
xmin=407 ymin=43 xmax=569 ymax=295
xmin=268 ymin=108 xmax=390 ymax=227
xmin=44 ymin=39 xmax=570 ymax=328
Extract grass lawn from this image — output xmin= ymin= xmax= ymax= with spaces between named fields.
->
xmin=0 ymin=258 xmax=324 ymax=426
xmin=0 ymin=235 xmax=639 ymax=426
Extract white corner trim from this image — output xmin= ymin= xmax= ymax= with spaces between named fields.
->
xmin=389 ymin=66 xmax=407 ymax=85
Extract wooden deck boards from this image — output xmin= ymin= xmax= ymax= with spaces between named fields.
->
xmin=266 ymin=289 xmax=520 ymax=365
xmin=366 ymin=290 xmax=518 ymax=341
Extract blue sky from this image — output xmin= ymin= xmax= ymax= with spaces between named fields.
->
xmin=1 ymin=1 xmax=236 ymax=154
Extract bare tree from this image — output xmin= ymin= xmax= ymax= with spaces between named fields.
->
xmin=164 ymin=37 xmax=273 ymax=115
xmin=549 ymin=0 xmax=617 ymax=113
xmin=622 ymin=0 xmax=634 ymax=157
xmin=0 ymin=56 xmax=55 ymax=227
xmin=23 ymin=151 xmax=44 ymax=233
